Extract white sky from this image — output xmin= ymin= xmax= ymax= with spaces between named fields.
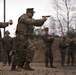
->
xmin=0 ymin=0 xmax=55 ymax=37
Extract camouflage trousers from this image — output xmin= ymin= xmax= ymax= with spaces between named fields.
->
xmin=45 ymin=46 xmax=53 ymax=67
xmin=12 ymin=35 xmax=35 ymax=67
xmin=60 ymin=52 xmax=66 ymax=66
xmin=67 ymin=51 xmax=75 ymax=65
xmin=2 ymin=50 xmax=11 ymax=65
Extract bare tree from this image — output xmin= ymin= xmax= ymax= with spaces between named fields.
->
xmin=50 ymin=0 xmax=76 ymax=36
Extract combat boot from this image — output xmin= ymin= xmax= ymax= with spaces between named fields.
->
xmin=23 ymin=62 xmax=34 ymax=71
xmin=17 ymin=65 xmax=24 ymax=70
xmin=45 ymin=63 xmax=49 ymax=67
xmin=50 ymin=65 xmax=56 ymax=68
xmin=50 ymin=63 xmax=56 ymax=68
xmin=11 ymin=64 xmax=19 ymax=71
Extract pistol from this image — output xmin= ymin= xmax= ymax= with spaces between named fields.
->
xmin=42 ymin=15 xmax=50 ymax=18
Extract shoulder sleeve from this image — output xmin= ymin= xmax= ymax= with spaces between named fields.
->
xmin=0 ymin=22 xmax=8 ymax=28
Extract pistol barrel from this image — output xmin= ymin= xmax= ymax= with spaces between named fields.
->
xmin=42 ymin=16 xmax=50 ymax=17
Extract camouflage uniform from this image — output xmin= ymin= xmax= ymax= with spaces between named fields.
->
xmin=0 ymin=38 xmax=3 ymax=61
xmin=42 ymin=33 xmax=54 ymax=67
xmin=67 ymin=38 xmax=76 ymax=66
xmin=2 ymin=33 xmax=13 ymax=65
xmin=0 ymin=22 xmax=10 ymax=62
xmin=59 ymin=37 xmax=68 ymax=66
xmin=11 ymin=13 xmax=45 ymax=70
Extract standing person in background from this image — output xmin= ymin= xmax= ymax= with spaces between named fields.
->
xmin=67 ymin=37 xmax=76 ymax=66
xmin=0 ymin=29 xmax=2 ymax=61
xmin=0 ymin=20 xmax=13 ymax=62
xmin=58 ymin=37 xmax=68 ymax=67
xmin=2 ymin=30 xmax=13 ymax=66
xmin=0 ymin=40 xmax=2 ymax=62
xmin=11 ymin=8 xmax=47 ymax=71
xmin=42 ymin=28 xmax=56 ymax=68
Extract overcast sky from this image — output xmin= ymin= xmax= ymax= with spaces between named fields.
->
xmin=0 ymin=0 xmax=54 ymax=37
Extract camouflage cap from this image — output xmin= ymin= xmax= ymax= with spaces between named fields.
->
xmin=26 ymin=8 xmax=35 ymax=13
xmin=44 ymin=27 xmax=49 ymax=31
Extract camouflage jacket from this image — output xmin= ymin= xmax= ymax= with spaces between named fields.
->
xmin=59 ymin=40 xmax=68 ymax=52
xmin=16 ymin=14 xmax=44 ymax=36
xmin=68 ymin=40 xmax=76 ymax=51
xmin=2 ymin=36 xmax=13 ymax=50
xmin=42 ymin=34 xmax=54 ymax=47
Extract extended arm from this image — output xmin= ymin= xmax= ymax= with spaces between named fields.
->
xmin=0 ymin=20 xmax=13 ymax=28
xmin=18 ymin=15 xmax=46 ymax=26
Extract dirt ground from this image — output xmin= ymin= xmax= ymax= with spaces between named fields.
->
xmin=0 ymin=63 xmax=76 ymax=75
xmin=0 ymin=38 xmax=76 ymax=75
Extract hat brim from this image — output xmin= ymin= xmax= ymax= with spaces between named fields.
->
xmin=31 ymin=11 xmax=36 ymax=13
